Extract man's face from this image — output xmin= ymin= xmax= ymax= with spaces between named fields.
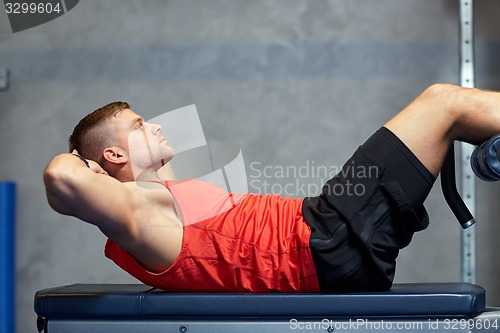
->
xmin=113 ymin=108 xmax=174 ymax=176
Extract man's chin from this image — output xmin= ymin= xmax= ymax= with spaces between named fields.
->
xmin=161 ymin=151 xmax=174 ymax=165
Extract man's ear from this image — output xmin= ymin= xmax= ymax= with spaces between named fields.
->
xmin=102 ymin=147 xmax=128 ymax=165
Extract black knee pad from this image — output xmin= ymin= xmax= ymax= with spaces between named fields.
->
xmin=471 ymin=134 xmax=500 ymax=182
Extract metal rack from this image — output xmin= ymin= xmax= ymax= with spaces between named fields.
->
xmin=459 ymin=0 xmax=477 ymax=284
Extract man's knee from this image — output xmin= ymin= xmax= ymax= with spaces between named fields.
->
xmin=414 ymin=83 xmax=467 ymax=126
xmin=419 ymin=83 xmax=463 ymax=102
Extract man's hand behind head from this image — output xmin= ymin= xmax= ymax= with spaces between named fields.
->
xmin=87 ymin=159 xmax=108 ymax=176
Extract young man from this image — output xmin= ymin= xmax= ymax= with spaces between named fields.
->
xmin=44 ymin=84 xmax=499 ymax=293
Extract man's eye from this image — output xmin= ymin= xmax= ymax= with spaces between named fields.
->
xmin=136 ymin=123 xmax=144 ymax=130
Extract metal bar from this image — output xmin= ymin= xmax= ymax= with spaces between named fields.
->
xmin=459 ymin=0 xmax=476 ymax=284
xmin=46 ymin=318 xmax=486 ymax=333
xmin=441 ymin=146 xmax=475 ymax=229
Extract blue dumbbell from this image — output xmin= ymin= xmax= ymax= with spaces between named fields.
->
xmin=470 ymin=134 xmax=500 ymax=181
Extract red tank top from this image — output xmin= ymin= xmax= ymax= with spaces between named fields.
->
xmin=105 ymin=179 xmax=319 ymax=292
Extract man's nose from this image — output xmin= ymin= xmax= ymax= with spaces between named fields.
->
xmin=148 ymin=122 xmax=162 ymax=134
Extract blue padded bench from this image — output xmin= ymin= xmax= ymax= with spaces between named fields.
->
xmin=34 ymin=282 xmax=500 ymax=333
xmin=35 ymin=124 xmax=500 ymax=333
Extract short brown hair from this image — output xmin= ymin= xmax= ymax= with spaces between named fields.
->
xmin=69 ymin=101 xmax=130 ymax=165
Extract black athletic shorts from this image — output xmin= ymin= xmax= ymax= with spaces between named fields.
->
xmin=302 ymin=127 xmax=436 ymax=293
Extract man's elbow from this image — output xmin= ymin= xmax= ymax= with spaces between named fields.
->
xmin=43 ymin=165 xmax=76 ymax=215
xmin=44 ymin=164 xmax=67 ymax=195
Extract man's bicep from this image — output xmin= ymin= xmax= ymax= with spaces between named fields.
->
xmin=74 ymin=173 xmax=136 ymax=233
xmin=44 ymin=153 xmax=137 ymax=237
xmin=48 ymin=170 xmax=136 ymax=237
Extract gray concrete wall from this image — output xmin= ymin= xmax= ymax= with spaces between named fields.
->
xmin=1 ymin=1 xmax=500 ymax=332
